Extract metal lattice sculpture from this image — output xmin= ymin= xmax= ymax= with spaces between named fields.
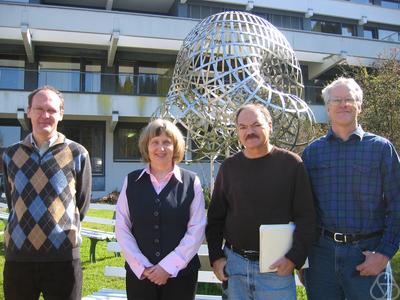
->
xmin=159 ymin=11 xmax=315 ymax=160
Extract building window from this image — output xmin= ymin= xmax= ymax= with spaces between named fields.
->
xmin=188 ymin=4 xmax=226 ymax=19
xmin=0 ymin=120 xmax=22 ymax=174
xmin=84 ymin=64 xmax=101 ymax=93
xmin=378 ymin=29 xmax=400 ymax=41
xmin=0 ymin=59 xmax=25 ymax=90
xmin=350 ymin=0 xmax=374 ymax=4
xmin=38 ymin=60 xmax=80 ymax=92
xmin=270 ymin=14 xmax=302 ymax=30
xmin=311 ymin=20 xmax=342 ymax=35
xmin=305 ymin=85 xmax=324 ymax=105
xmin=341 ymin=24 xmax=357 ymax=36
xmin=138 ymin=65 xmax=173 ymax=96
xmin=381 ymin=0 xmax=400 ymax=9
xmin=364 ymin=27 xmax=378 ymax=39
xmin=311 ymin=20 xmax=357 ymax=36
xmin=118 ymin=65 xmax=135 ymax=94
xmin=114 ymin=122 xmax=147 ymax=161
xmin=58 ymin=121 xmax=105 ymax=175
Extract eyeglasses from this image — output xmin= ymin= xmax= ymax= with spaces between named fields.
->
xmin=31 ymin=107 xmax=60 ymax=116
xmin=328 ymin=98 xmax=357 ymax=106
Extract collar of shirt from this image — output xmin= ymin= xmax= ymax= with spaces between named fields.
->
xmin=30 ymin=132 xmax=59 ymax=149
xmin=136 ymin=164 xmax=182 ymax=194
xmin=326 ymin=125 xmax=365 ymax=141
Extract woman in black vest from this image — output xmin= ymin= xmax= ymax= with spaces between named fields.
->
xmin=115 ymin=119 xmax=207 ymax=300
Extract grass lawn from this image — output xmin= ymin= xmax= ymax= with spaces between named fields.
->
xmin=1 ymin=208 xmax=399 ymax=299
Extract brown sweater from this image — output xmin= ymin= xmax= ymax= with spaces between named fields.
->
xmin=206 ymin=147 xmax=316 ymax=268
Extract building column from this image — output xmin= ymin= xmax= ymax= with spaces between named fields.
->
xmin=24 ymin=60 xmax=38 ymax=91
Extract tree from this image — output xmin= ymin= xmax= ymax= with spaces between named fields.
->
xmin=353 ymin=49 xmax=400 ymax=149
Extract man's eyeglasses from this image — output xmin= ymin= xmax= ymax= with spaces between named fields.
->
xmin=328 ymin=98 xmax=357 ymax=106
xmin=31 ymin=107 xmax=60 ymax=116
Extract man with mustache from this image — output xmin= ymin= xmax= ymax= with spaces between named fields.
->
xmin=206 ymin=103 xmax=315 ymax=299
xmin=302 ymin=77 xmax=400 ymax=300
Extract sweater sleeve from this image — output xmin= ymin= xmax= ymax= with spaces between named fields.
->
xmin=284 ymin=161 xmax=316 ymax=269
xmin=205 ymin=162 xmax=228 ymax=266
xmin=76 ymin=149 xmax=92 ymax=221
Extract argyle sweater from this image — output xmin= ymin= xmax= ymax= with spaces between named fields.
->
xmin=2 ymin=133 xmax=92 ymax=262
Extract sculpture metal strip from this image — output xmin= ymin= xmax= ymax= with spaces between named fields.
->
xmin=158 ymin=11 xmax=315 ymax=160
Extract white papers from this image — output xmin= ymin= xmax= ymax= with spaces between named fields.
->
xmin=259 ymin=223 xmax=309 ymax=273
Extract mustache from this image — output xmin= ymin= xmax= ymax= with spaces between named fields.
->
xmin=245 ymin=133 xmax=259 ymax=140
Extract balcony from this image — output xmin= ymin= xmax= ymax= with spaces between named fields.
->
xmin=0 ymin=66 xmax=327 ymax=102
xmin=0 ymin=67 xmax=172 ymax=96
xmin=0 ymin=66 xmax=329 ymax=123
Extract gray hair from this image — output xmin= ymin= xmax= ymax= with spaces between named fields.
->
xmin=235 ymin=103 xmax=272 ymax=125
xmin=322 ymin=77 xmax=363 ymax=105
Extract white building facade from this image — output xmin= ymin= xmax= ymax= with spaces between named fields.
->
xmin=0 ymin=0 xmax=399 ymax=197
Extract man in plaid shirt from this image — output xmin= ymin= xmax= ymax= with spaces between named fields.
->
xmin=302 ymin=77 xmax=400 ymax=300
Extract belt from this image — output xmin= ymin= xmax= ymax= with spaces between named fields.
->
xmin=225 ymin=242 xmax=259 ymax=261
xmin=321 ymin=229 xmax=383 ymax=243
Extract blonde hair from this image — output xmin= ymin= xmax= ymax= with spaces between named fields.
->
xmin=139 ymin=119 xmax=186 ymax=163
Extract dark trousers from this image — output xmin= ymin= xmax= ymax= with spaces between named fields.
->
xmin=3 ymin=259 xmax=82 ymax=300
xmin=126 ymin=269 xmax=198 ymax=300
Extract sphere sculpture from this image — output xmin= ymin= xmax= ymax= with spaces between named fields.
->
xmin=159 ymin=11 xmax=315 ymax=160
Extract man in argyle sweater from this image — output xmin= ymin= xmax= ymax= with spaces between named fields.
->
xmin=2 ymin=86 xmax=92 ymax=300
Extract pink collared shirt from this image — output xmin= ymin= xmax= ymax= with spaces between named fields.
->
xmin=115 ymin=165 xmax=206 ymax=279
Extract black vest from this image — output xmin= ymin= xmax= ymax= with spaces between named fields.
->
xmin=125 ymin=168 xmax=200 ymax=277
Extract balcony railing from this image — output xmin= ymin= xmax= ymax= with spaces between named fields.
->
xmin=0 ymin=67 xmax=326 ymax=104
xmin=0 ymin=67 xmax=172 ymax=97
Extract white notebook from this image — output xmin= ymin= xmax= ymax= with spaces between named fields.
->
xmin=259 ymin=223 xmax=309 ymax=273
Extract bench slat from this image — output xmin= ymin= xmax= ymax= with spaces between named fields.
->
xmin=104 ymin=266 xmax=221 ymax=284
xmin=108 ymin=243 xmax=209 ymax=256
xmin=107 ymin=241 xmax=120 ymax=252
xmin=82 ymin=288 xmax=126 ymax=299
xmin=104 ymin=266 xmax=125 ymax=278
xmin=196 ymin=296 xmax=222 ymax=300
xmin=83 ymin=216 xmax=116 ymax=226
xmin=198 ymin=270 xmax=220 ymax=283
xmin=81 ymin=228 xmax=115 ymax=240
xmin=89 ymin=204 xmax=116 ymax=211
xmin=0 ymin=212 xmax=9 ymax=220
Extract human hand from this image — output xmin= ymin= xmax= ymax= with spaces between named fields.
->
xmin=140 ymin=267 xmax=153 ymax=280
xmin=269 ymin=257 xmax=295 ymax=276
xmin=146 ymin=265 xmax=170 ymax=285
xmin=356 ymin=251 xmax=389 ymax=276
xmin=212 ymin=257 xmax=228 ymax=281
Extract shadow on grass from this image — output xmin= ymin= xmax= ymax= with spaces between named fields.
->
xmin=81 ymin=255 xmax=119 ymax=267
xmin=0 ymin=241 xmax=4 ymax=256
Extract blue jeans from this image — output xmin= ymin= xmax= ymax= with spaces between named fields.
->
xmin=222 ymin=247 xmax=296 ymax=300
xmin=304 ymin=235 xmax=393 ymax=300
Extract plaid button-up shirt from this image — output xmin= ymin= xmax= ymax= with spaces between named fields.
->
xmin=302 ymin=126 xmax=400 ymax=258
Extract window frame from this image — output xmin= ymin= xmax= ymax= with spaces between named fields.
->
xmin=113 ymin=121 xmax=147 ymax=162
xmin=57 ymin=120 xmax=106 ymax=176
